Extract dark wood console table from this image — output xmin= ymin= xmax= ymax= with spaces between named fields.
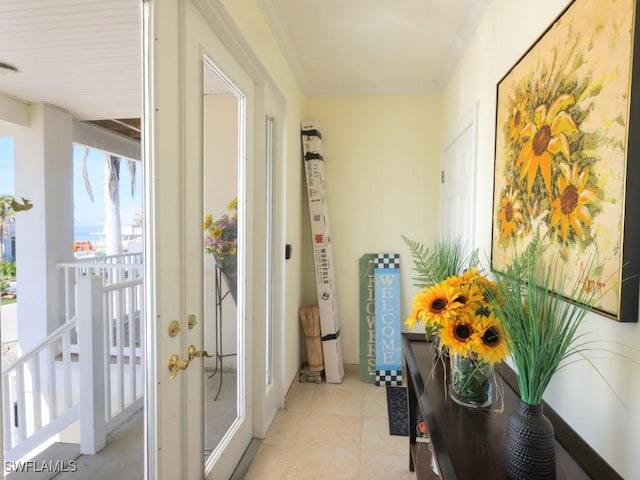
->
xmin=402 ymin=333 xmax=621 ymax=480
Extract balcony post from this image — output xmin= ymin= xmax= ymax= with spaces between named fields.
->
xmin=77 ymin=275 xmax=106 ymax=454
xmin=14 ymin=103 xmax=75 ymax=353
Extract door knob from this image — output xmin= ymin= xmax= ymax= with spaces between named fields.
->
xmin=188 ymin=344 xmax=215 ymax=360
xmin=168 ymin=346 xmax=214 ymax=379
xmin=168 ymin=354 xmax=189 ymax=379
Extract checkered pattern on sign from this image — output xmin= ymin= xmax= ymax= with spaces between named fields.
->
xmin=375 ymin=253 xmax=400 ymax=269
xmin=375 ymin=369 xmax=403 ymax=386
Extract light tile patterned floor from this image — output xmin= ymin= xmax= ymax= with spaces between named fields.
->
xmin=245 ymin=365 xmax=417 ymax=480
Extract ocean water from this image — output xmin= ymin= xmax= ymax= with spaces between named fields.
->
xmin=74 ymin=223 xmax=103 ymax=241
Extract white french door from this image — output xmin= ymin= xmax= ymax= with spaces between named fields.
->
xmin=144 ymin=1 xmax=254 ymax=479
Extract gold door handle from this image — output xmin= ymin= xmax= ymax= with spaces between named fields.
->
xmin=168 ymin=354 xmax=190 ymax=379
xmin=188 ymin=344 xmax=215 ymax=361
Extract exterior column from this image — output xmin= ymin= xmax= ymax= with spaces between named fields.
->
xmin=77 ymin=275 xmax=106 ymax=454
xmin=13 ymin=103 xmax=74 ymax=353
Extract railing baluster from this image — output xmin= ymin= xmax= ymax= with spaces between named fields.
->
xmin=32 ymin=355 xmax=42 ymax=431
xmin=62 ymin=331 xmax=72 ymax=410
xmin=15 ymin=365 xmax=26 ymax=441
xmin=2 ymin=371 xmax=12 ymax=448
xmin=103 ymin=293 xmax=112 ymax=419
xmin=127 ymin=284 xmax=136 ymax=403
xmin=117 ymin=286 xmax=125 ymax=413
xmin=48 ymin=342 xmax=58 ymax=420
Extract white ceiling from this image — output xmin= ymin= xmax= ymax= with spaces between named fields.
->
xmin=258 ymin=0 xmax=492 ymax=96
xmin=0 ymin=0 xmax=489 ymax=123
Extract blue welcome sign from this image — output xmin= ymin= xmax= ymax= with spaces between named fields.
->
xmin=374 ymin=253 xmax=402 ymax=386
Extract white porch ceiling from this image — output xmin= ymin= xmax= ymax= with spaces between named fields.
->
xmin=0 ymin=0 xmax=489 ymax=125
xmin=0 ymin=0 xmax=141 ymax=122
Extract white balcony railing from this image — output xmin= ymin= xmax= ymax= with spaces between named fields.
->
xmin=1 ymin=253 xmax=144 ymax=461
xmin=59 ymin=253 xmax=143 ymax=357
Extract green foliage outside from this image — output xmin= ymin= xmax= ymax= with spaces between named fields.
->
xmin=0 ymin=260 xmax=16 ymax=277
xmin=0 ymin=260 xmax=16 ymax=299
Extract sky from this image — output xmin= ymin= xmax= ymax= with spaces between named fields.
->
xmin=0 ymin=136 xmax=142 ymax=227
xmin=0 ymin=137 xmax=13 ymax=195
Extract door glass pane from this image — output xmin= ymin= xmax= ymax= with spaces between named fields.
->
xmin=265 ymin=115 xmax=275 ymax=387
xmin=202 ymin=57 xmax=243 ymax=464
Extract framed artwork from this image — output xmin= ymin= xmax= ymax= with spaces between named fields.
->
xmin=491 ymin=0 xmax=640 ymax=321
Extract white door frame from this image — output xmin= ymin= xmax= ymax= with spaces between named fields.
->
xmin=253 ymin=84 xmax=287 ymax=438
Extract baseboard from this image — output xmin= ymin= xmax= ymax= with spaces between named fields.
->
xmin=229 ymin=437 xmax=262 ymax=480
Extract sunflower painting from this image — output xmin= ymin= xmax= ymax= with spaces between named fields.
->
xmin=492 ymin=0 xmax=640 ymax=321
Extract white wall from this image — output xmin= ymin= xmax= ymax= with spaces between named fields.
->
xmin=305 ymin=95 xmax=442 ymax=364
xmin=442 ymin=0 xmax=640 ymax=477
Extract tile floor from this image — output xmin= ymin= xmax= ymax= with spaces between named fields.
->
xmin=244 ymin=365 xmax=417 ymax=480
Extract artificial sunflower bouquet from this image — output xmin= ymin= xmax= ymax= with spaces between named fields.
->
xmin=204 ymin=197 xmax=238 ymax=264
xmin=406 ymin=267 xmax=509 ymax=407
xmin=403 ymin=236 xmax=509 ymax=407
xmin=406 ymin=268 xmax=508 ymax=363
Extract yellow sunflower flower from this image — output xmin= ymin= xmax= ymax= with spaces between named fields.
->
xmin=411 ymin=282 xmax=462 ymax=327
xmin=404 ymin=309 xmax=421 ymax=329
xmin=203 ymin=213 xmax=213 ymax=230
xmin=451 ymin=268 xmax=480 ymax=285
xmin=516 ymin=94 xmax=578 ymax=194
xmin=439 ymin=318 xmax=480 ymax=356
xmin=455 ymin=282 xmax=485 ymax=313
xmin=444 ymin=270 xmax=489 ymax=314
xmin=211 ymin=225 xmax=223 ymax=239
xmin=474 ymin=316 xmax=509 ymax=365
xmin=549 ymin=162 xmax=597 ymax=242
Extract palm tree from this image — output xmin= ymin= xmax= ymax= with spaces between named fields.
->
xmin=0 ymin=194 xmax=15 ymax=261
xmin=104 ymin=154 xmax=122 ymax=255
xmin=80 ymin=147 xmax=137 ymax=255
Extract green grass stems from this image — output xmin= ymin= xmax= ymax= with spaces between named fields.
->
xmin=490 ymin=252 xmax=600 ymax=405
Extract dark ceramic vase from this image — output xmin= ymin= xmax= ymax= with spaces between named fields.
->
xmin=505 ymin=401 xmax=556 ymax=480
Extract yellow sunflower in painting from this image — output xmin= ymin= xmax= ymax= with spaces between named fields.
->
xmin=516 ymin=94 xmax=578 ymax=195
xmin=497 ymin=186 xmax=525 ymax=242
xmin=549 ymin=162 xmax=598 ymax=242
xmin=508 ymin=93 xmax=530 ymax=141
